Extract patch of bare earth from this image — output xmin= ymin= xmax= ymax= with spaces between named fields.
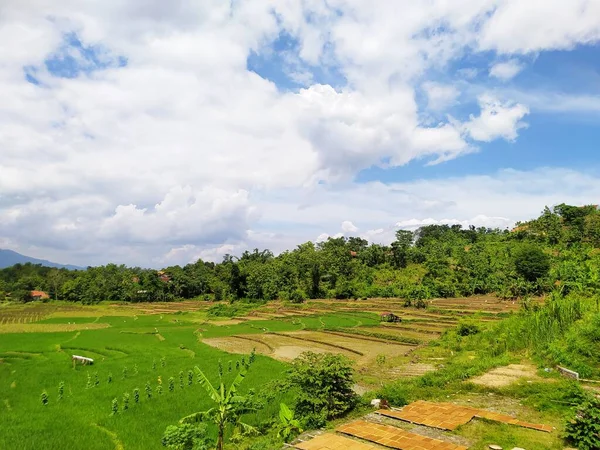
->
xmin=470 ymin=364 xmax=540 ymax=388
xmin=202 ymin=336 xmax=272 ymax=355
xmin=388 ymin=363 xmax=436 ymax=378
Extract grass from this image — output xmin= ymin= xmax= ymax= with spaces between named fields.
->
xmin=1 ymin=297 xmax=591 ymax=449
xmin=0 ymin=307 xmax=289 ymax=450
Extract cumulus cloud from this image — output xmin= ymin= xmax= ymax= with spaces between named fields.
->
xmin=489 ymin=60 xmax=524 ymax=81
xmin=341 ymin=221 xmax=358 ymax=233
xmin=0 ymin=0 xmax=599 ymax=266
xmin=422 ymin=82 xmax=460 ymax=111
xmin=479 ymin=0 xmax=600 ymax=53
xmin=460 ymin=95 xmax=530 ymax=142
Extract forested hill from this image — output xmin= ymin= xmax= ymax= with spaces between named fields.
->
xmin=2 ymin=203 xmax=600 ymax=304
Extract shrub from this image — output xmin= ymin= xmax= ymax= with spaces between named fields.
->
xmin=288 ymin=352 xmax=357 ymax=428
xmin=107 ymin=372 xmax=113 ymax=383
xmin=123 ymin=393 xmax=130 ymax=411
xmin=161 ymin=423 xmax=211 ymax=450
xmin=111 ymin=398 xmax=118 ymax=415
xmin=377 ymin=383 xmax=409 ymax=407
xmin=134 ymin=388 xmax=140 ymax=403
xmin=168 ymin=377 xmax=175 ymax=392
xmin=58 ymin=382 xmax=64 ymax=401
xmin=187 ymin=370 xmax=193 ymax=386
xmin=415 ymin=299 xmax=427 ymax=309
xmin=145 ymin=382 xmax=152 ymax=399
xmin=179 ymin=371 xmax=184 ymax=389
xmin=289 ymin=289 xmax=306 ymax=304
xmin=565 ymin=396 xmax=600 ymax=450
xmin=457 ymin=322 xmax=480 ymax=336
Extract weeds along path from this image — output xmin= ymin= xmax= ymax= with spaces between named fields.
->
xmin=91 ymin=424 xmax=124 ymax=450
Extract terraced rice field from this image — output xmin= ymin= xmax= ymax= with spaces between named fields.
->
xmin=0 ymin=295 xmax=532 ymax=449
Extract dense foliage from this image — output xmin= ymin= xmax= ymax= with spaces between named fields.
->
xmin=3 ymin=203 xmax=600 ymax=303
xmin=564 ymin=396 xmax=600 ymax=450
xmin=287 ymin=352 xmax=357 ymax=428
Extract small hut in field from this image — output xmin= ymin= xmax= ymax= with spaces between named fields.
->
xmin=380 ymin=312 xmax=401 ymax=323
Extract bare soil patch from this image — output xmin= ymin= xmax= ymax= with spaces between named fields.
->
xmin=359 ymin=326 xmax=437 ymax=342
xmin=202 ymin=336 xmax=273 ymax=355
xmin=471 ymin=364 xmax=540 ymax=388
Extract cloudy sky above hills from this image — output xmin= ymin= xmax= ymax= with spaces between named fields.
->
xmin=1 ymin=0 xmax=600 ymax=267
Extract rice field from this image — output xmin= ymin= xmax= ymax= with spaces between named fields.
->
xmin=0 ymin=296 xmax=520 ymax=449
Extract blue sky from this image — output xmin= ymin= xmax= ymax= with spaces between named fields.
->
xmin=2 ymin=1 xmax=600 ymax=266
xmin=248 ymin=31 xmax=600 ymax=184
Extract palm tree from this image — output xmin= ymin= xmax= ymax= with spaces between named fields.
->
xmin=179 ymin=365 xmax=255 ymax=450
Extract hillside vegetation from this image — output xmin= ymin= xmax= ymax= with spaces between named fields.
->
xmin=3 ymin=203 xmax=600 ymax=304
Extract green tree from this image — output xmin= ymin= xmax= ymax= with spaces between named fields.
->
xmin=513 ymin=245 xmax=550 ymax=282
xmin=391 ymin=230 xmax=413 ymax=268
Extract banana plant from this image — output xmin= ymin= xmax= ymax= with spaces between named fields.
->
xmin=179 ymin=366 xmax=257 ymax=450
xmin=276 ymin=402 xmax=302 ymax=442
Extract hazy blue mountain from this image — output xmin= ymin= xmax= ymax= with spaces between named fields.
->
xmin=0 ymin=249 xmax=83 ymax=270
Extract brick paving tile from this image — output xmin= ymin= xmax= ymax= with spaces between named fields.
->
xmin=376 ymin=401 xmax=551 ymax=433
xmin=337 ymin=420 xmax=467 ymax=450
xmin=295 ymin=433 xmax=379 ymax=450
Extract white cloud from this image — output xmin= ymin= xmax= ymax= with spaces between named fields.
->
xmin=254 ymin=167 xmax=600 ymax=250
xmin=489 ymin=60 xmax=523 ymax=81
xmin=422 ymin=81 xmax=460 ymax=111
xmin=460 ymin=95 xmax=529 ymax=142
xmin=0 ymin=0 xmax=599 ymax=266
xmin=502 ymin=89 xmax=600 ymax=114
xmin=479 ymin=0 xmax=600 ymax=54
xmin=341 ymin=220 xmax=358 ymax=233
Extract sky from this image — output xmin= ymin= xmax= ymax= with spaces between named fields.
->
xmin=1 ymin=1 xmax=600 ymax=268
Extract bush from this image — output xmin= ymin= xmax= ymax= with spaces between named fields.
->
xmin=288 ymin=352 xmax=357 ymax=428
xmin=287 ymin=288 xmax=306 ymax=304
xmin=161 ymin=423 xmax=212 ymax=450
xmin=457 ymin=322 xmax=480 ymax=337
xmin=565 ymin=396 xmax=600 ymax=450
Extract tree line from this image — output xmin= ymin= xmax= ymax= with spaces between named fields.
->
xmin=3 ymin=203 xmax=600 ymax=304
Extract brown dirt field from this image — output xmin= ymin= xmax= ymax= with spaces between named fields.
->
xmin=260 ymin=333 xmax=360 ymax=358
xmin=0 ymin=323 xmax=111 ymax=333
xmin=470 ymin=364 xmax=541 ymax=388
xmin=358 ymin=326 xmax=437 ymax=341
xmin=286 ymin=331 xmax=414 ymax=365
xmin=203 ymin=336 xmax=272 ymax=355
xmin=206 ymin=319 xmax=245 ymax=326
xmin=202 ymin=333 xmax=352 ymax=362
xmin=381 ymin=323 xmax=448 ymax=333
xmin=202 ymin=330 xmax=414 ymax=367
xmin=387 ymin=363 xmax=437 ymax=378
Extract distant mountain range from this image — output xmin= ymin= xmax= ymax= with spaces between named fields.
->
xmin=0 ymin=249 xmax=83 ymax=270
